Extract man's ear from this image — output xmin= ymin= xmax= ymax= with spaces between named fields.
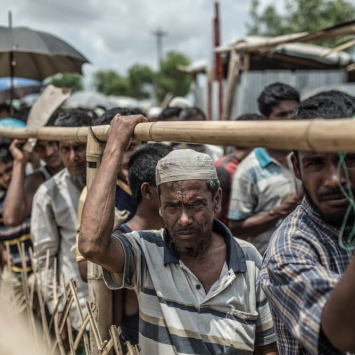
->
xmin=291 ymin=152 xmax=302 ymax=180
xmin=140 ymin=182 xmax=152 ymax=201
xmin=214 ymin=188 xmax=222 ymax=214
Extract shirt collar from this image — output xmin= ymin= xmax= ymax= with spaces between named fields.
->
xmin=163 ymin=219 xmax=247 ymax=273
xmin=254 ymin=147 xmax=273 ymax=168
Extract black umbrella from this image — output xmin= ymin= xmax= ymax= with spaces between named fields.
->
xmin=0 ymin=13 xmax=89 ymax=108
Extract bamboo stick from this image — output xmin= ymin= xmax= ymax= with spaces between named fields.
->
xmin=85 ymin=128 xmax=113 ymax=355
xmin=1 ymin=119 xmax=355 ymax=151
xmin=222 ymin=50 xmax=240 ymax=121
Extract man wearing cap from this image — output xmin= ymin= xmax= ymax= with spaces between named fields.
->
xmin=79 ymin=115 xmax=277 ymax=355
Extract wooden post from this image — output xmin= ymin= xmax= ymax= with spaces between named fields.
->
xmin=222 ymin=49 xmax=240 ymax=121
xmin=86 ymin=128 xmax=113 ymax=355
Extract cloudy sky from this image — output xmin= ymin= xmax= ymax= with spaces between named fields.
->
xmin=0 ymin=0 xmax=271 ymax=87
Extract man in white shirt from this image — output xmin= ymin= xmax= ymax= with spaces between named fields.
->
xmin=31 ymin=110 xmax=92 ymax=352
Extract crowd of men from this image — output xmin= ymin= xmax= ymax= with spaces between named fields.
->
xmin=0 ymin=82 xmax=354 ymax=355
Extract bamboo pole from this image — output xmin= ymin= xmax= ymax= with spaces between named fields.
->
xmin=222 ymin=50 xmax=239 ymax=121
xmin=1 ymin=119 xmax=355 ymax=152
xmin=85 ymin=128 xmax=112 ymax=355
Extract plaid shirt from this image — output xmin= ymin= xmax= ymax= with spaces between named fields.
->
xmin=260 ymin=197 xmax=354 ymax=355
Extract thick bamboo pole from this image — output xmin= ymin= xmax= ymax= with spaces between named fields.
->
xmin=85 ymin=129 xmax=112 ymax=355
xmin=222 ymin=50 xmax=239 ymax=121
xmin=0 ymin=119 xmax=355 ymax=151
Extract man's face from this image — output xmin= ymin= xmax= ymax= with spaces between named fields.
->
xmin=34 ymin=140 xmax=62 ymax=169
xmin=159 ymin=180 xmax=221 ymax=257
xmin=58 ymin=141 xmax=86 ymax=176
xmin=267 ymin=100 xmax=298 ymax=120
xmin=118 ymin=141 xmax=142 ymax=183
xmin=0 ymin=160 xmax=13 ymax=189
xmin=292 ymin=151 xmax=355 ymax=226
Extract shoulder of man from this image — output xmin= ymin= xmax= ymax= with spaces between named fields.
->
xmin=33 ymin=169 xmax=67 ymax=202
xmin=232 ymin=150 xmax=258 ymax=177
xmin=233 ymin=237 xmax=263 ymax=269
xmin=265 ymin=203 xmax=318 ymax=262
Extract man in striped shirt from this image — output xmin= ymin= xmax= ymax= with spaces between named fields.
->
xmin=261 ymin=91 xmax=355 ymax=354
xmin=79 ymin=114 xmax=277 ymax=354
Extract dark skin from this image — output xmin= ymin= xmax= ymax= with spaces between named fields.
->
xmin=229 ymin=99 xmax=301 ymax=239
xmin=79 ymin=114 xmax=278 ymax=354
xmin=3 ymin=139 xmax=64 ymax=226
xmin=118 ymin=141 xmax=142 ymax=183
xmin=58 ymin=141 xmax=87 ymax=177
xmin=159 ymin=180 xmax=226 ymax=294
xmin=291 ymin=151 xmax=355 ymax=352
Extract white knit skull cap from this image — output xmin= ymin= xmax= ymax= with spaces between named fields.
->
xmin=156 ymin=149 xmax=217 ymax=186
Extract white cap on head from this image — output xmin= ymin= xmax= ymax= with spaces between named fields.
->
xmin=156 ymin=149 xmax=218 ymax=186
xmin=168 ymin=97 xmax=193 ymax=109
xmin=147 ymin=107 xmax=163 ymax=118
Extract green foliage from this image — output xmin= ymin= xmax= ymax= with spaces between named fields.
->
xmin=247 ymin=0 xmax=355 ymax=47
xmin=155 ymin=51 xmax=192 ymax=102
xmin=93 ymin=51 xmax=192 ymax=103
xmin=48 ymin=73 xmax=83 ymax=92
xmin=127 ymin=64 xmax=154 ymax=99
xmin=93 ymin=70 xmax=129 ymax=96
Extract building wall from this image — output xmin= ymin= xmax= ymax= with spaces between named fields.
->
xmin=193 ymin=70 xmax=347 ymax=120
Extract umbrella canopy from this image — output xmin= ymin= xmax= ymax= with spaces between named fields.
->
xmin=62 ymin=91 xmax=116 ymax=110
xmin=0 ymin=26 xmax=89 ymax=81
xmin=0 ymin=77 xmax=41 ymax=102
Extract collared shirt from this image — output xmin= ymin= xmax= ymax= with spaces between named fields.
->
xmin=228 ymin=148 xmax=301 ymax=255
xmin=103 ymin=219 xmax=275 ymax=355
xmin=0 ymin=190 xmax=32 ymax=273
xmin=31 ymin=168 xmax=88 ymax=331
xmin=260 ymin=197 xmax=354 ymax=355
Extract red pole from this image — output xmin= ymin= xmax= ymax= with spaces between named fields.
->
xmin=214 ymin=2 xmax=223 ymax=120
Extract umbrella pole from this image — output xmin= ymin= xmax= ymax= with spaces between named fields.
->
xmin=8 ymin=11 xmax=14 ymax=115
xmin=10 ymin=52 xmax=14 ymax=115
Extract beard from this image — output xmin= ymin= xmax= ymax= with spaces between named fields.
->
xmin=71 ymin=173 xmax=86 ymax=190
xmin=303 ymin=184 xmax=355 ymax=227
xmin=167 ymin=226 xmax=211 ymax=258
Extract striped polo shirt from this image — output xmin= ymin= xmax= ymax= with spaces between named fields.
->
xmin=103 ymin=219 xmax=275 ymax=354
xmin=228 ymin=148 xmax=301 ymax=255
xmin=0 ymin=190 xmax=32 ymax=273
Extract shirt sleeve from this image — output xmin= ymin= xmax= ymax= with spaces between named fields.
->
xmin=102 ymin=232 xmax=144 ymax=294
xmin=263 ymin=251 xmax=342 ymax=355
xmin=31 ymin=186 xmax=62 ymax=314
xmin=228 ymin=166 xmax=256 ymax=221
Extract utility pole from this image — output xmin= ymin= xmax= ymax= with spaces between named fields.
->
xmin=151 ymin=27 xmax=168 ymax=68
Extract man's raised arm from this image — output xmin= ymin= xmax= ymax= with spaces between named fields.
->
xmin=78 ymin=114 xmax=147 ymax=274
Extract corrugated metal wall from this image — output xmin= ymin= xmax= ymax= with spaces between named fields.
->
xmin=194 ymin=70 xmax=347 ymax=120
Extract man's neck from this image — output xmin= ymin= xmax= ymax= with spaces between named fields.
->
xmin=127 ymin=205 xmax=164 ymax=231
xmin=265 ymin=148 xmax=289 ymax=166
xmin=47 ymin=164 xmax=64 ymax=176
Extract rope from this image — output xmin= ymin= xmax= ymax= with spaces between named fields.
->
xmin=337 ymin=151 xmax=355 ymax=254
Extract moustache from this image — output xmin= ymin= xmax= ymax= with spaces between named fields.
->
xmin=317 ymin=187 xmax=355 ymax=201
xmin=173 ymin=226 xmax=202 ymax=234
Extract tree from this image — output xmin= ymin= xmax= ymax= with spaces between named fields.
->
xmin=93 ymin=70 xmax=129 ymax=96
xmin=93 ymin=51 xmax=192 ymax=102
xmin=127 ymin=64 xmax=154 ymax=99
xmin=48 ymin=73 xmax=83 ymax=92
xmin=155 ymin=51 xmax=192 ymax=102
xmin=247 ymin=0 xmax=355 ymax=47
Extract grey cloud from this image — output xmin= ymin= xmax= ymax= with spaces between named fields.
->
xmin=0 ymin=0 xmax=307 ymax=83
